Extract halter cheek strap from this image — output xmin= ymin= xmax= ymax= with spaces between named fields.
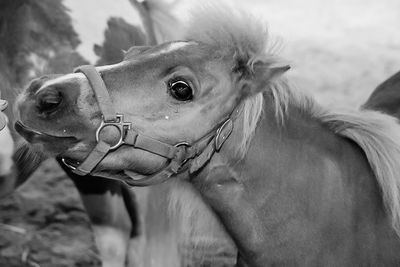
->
xmin=62 ymin=65 xmax=237 ymax=187
xmin=70 ymin=65 xmax=118 ymax=175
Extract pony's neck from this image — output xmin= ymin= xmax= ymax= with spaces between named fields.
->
xmin=191 ymin=97 xmax=395 ymax=266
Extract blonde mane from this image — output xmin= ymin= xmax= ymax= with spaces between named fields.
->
xmin=180 ymin=4 xmax=400 ymax=236
xmin=183 ymin=3 xmax=281 ymax=155
xmin=269 ymin=78 xmax=400 ymax=236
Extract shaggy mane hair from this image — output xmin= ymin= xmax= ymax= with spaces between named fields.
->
xmin=174 ymin=3 xmax=400 ymax=238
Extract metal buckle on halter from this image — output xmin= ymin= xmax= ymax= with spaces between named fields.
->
xmin=96 ymin=114 xmax=132 ymax=150
xmin=174 ymin=141 xmax=191 ymax=169
xmin=215 ymin=119 xmax=233 ymax=151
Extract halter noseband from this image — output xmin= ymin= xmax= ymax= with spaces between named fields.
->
xmin=61 ymin=65 xmax=238 ymax=187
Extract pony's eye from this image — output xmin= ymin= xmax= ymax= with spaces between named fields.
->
xmin=168 ymin=80 xmax=193 ymax=101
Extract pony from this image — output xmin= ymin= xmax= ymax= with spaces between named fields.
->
xmin=14 ymin=4 xmax=400 ymax=266
xmin=2 ymin=1 xmax=234 ymax=266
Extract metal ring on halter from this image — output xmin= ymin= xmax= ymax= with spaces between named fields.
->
xmin=60 ymin=64 xmax=241 ymax=186
xmin=60 ymin=158 xmax=78 ymax=170
xmin=174 ymin=141 xmax=190 ymax=148
xmin=95 ymin=114 xmax=132 ymax=150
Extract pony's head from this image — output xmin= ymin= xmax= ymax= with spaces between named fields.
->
xmin=16 ymin=6 xmax=289 ymax=179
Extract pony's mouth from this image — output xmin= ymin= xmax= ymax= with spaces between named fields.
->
xmin=14 ymin=121 xmax=77 ymax=144
xmin=16 ymin=120 xmax=168 ymax=184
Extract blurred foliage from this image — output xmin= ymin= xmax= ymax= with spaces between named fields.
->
xmin=0 ymin=0 xmax=87 ymax=122
xmin=94 ymin=17 xmax=147 ymax=65
xmin=0 ymin=0 xmax=85 ymax=84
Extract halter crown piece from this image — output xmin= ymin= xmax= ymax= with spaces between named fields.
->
xmin=61 ymin=65 xmax=239 ymax=187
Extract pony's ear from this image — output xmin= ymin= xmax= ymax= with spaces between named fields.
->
xmin=238 ymin=61 xmax=290 ymax=98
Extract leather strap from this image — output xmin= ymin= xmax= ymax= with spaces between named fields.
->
xmin=124 ymin=131 xmax=180 ymax=159
xmin=123 ymin=144 xmax=188 ymax=186
xmin=74 ymin=141 xmax=111 ymax=175
xmin=123 ymin=115 xmax=236 ymax=186
xmin=74 ymin=65 xmax=117 ymax=122
xmin=190 ymin=119 xmax=234 ymax=174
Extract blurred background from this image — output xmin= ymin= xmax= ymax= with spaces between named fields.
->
xmin=67 ymin=0 xmax=400 ymax=107
xmin=0 ymin=0 xmax=399 ymax=266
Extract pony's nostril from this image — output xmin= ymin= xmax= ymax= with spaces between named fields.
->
xmin=36 ymin=89 xmax=63 ymax=113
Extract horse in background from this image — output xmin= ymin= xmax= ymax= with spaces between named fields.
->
xmin=363 ymin=71 xmax=400 ymax=117
xmin=15 ymin=4 xmax=400 ymax=266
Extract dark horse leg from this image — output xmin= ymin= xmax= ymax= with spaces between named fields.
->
xmin=57 ymin=160 xmax=140 ymax=267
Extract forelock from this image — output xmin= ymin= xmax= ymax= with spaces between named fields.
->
xmin=183 ymin=3 xmax=272 ymax=61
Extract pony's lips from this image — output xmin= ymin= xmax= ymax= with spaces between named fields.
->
xmin=14 ymin=121 xmax=77 ymax=143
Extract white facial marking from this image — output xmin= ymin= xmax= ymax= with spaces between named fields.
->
xmin=40 ymin=72 xmax=87 ymax=92
xmin=165 ymin=115 xmax=169 ymax=120
xmin=149 ymin=41 xmax=190 ymax=57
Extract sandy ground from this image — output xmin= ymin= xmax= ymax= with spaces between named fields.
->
xmin=1 ymin=0 xmax=400 ymax=266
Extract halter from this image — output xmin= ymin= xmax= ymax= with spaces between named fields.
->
xmin=61 ymin=65 xmax=239 ymax=186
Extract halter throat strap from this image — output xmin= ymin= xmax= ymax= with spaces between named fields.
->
xmin=63 ymin=65 xmax=238 ymax=187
